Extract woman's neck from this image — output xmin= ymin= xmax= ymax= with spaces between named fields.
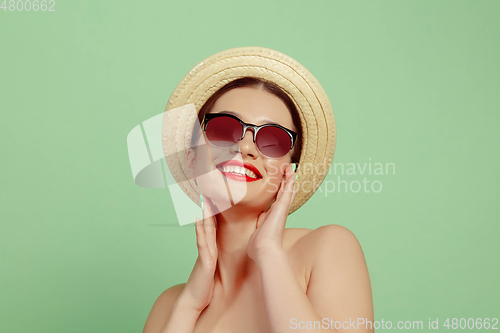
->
xmin=212 ymin=204 xmax=262 ymax=295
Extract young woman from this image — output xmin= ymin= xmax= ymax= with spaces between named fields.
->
xmin=144 ymin=48 xmax=373 ymax=333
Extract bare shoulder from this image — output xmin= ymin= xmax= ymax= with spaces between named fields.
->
xmin=286 ymin=224 xmax=367 ymax=281
xmin=282 ymin=227 xmax=314 ymax=251
xmin=143 ymin=283 xmax=186 ymax=333
xmin=285 ymin=224 xmax=360 ymax=254
xmin=301 ymin=225 xmax=373 ymax=327
xmin=309 ymin=224 xmax=360 ymax=247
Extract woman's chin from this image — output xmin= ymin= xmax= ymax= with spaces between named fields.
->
xmin=200 ymin=190 xmax=270 ymax=215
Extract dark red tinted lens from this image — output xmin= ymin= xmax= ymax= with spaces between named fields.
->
xmin=256 ymin=126 xmax=292 ymax=158
xmin=205 ymin=116 xmax=243 ymax=147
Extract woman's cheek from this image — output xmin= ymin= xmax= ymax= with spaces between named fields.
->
xmin=264 ymin=161 xmax=287 ymax=195
xmin=265 ymin=178 xmax=281 ymax=195
xmin=193 ymin=147 xmax=221 ymax=195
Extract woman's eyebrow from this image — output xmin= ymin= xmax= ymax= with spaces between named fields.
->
xmin=218 ymin=110 xmax=280 ymax=126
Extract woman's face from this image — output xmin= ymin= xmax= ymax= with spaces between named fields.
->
xmin=188 ymin=86 xmax=297 ymax=213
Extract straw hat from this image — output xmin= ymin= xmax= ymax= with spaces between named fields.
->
xmin=162 ymin=47 xmax=336 ymax=214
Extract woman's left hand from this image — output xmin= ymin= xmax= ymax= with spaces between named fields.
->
xmin=247 ymin=163 xmax=298 ymax=263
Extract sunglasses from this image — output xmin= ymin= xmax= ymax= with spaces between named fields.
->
xmin=202 ymin=113 xmax=298 ymax=158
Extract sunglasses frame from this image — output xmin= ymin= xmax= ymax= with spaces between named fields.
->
xmin=202 ymin=113 xmax=298 ymax=157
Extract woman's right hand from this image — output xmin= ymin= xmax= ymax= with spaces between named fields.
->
xmin=177 ymin=194 xmax=218 ymax=314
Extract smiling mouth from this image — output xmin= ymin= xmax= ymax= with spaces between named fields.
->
xmin=216 ymin=165 xmax=261 ymax=182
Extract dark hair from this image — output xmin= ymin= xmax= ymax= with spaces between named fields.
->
xmin=191 ymin=77 xmax=302 ymax=163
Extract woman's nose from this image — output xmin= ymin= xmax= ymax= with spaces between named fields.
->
xmin=232 ymin=129 xmax=259 ymax=158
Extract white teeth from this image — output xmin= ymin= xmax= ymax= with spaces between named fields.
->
xmin=245 ymin=169 xmax=258 ymax=179
xmin=219 ymin=165 xmax=259 ymax=179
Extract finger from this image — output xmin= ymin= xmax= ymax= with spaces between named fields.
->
xmin=195 ymin=218 xmax=211 ymax=262
xmin=273 ymin=169 xmax=296 ymax=219
xmin=288 ymin=188 xmax=298 ymax=212
xmin=201 ymin=194 xmax=217 ymax=258
xmin=256 ymin=211 xmax=269 ymax=229
xmin=282 ymin=166 xmax=296 ymax=202
xmin=276 ymin=171 xmax=287 ymax=201
xmin=277 ymin=163 xmax=294 ymax=202
xmin=262 ymin=182 xmax=295 ymax=237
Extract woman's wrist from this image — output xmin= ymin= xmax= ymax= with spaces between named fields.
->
xmin=173 ymin=292 xmax=204 ymax=316
xmin=252 ymin=245 xmax=287 ymax=268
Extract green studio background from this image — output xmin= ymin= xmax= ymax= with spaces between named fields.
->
xmin=1 ymin=0 xmax=499 ymax=332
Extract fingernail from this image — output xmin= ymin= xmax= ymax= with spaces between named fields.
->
xmin=200 ymin=194 xmax=204 ymax=211
xmin=193 ymin=218 xmax=197 ymax=228
xmin=295 ymin=174 xmax=298 ymax=181
xmin=292 ymin=163 xmax=297 ymax=173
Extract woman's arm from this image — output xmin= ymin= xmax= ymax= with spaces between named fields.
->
xmin=255 ymin=224 xmax=373 ymax=333
xmin=157 ymin=292 xmax=203 ymax=333
xmin=145 ymin=197 xmax=219 ymax=333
